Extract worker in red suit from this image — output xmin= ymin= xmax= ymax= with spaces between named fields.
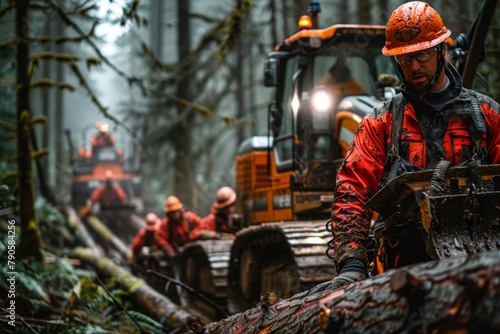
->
xmin=155 ymin=196 xmax=209 ymax=258
xmin=202 ymin=186 xmax=238 ymax=234
xmin=321 ymin=2 xmax=500 ymax=295
xmin=91 ymin=122 xmax=115 ymax=152
xmin=87 ymin=170 xmax=128 ymax=208
xmin=130 ymin=212 xmax=161 ymax=262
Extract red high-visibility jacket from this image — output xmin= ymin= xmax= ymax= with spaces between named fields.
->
xmin=91 ymin=133 xmax=115 ymax=148
xmin=331 ymin=66 xmax=500 ymax=272
xmin=131 ymin=229 xmax=160 ymax=257
xmin=155 ymin=210 xmax=204 ymax=252
xmin=201 ymin=203 xmax=235 ymax=234
xmin=90 ymin=183 xmax=127 ymax=206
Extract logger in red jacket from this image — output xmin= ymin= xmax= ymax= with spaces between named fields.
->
xmin=326 ymin=2 xmax=500 ymax=289
xmin=155 ymin=196 xmax=206 ymax=258
xmin=130 ymin=212 xmax=161 ymax=261
xmin=91 ymin=122 xmax=115 ymax=151
xmin=202 ymin=186 xmax=238 ymax=234
xmin=88 ymin=170 xmax=128 ymax=208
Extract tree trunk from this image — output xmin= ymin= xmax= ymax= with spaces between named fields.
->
xmin=201 ymin=251 xmax=500 ymax=333
xmin=42 ymin=16 xmax=51 ymax=182
xmin=54 ymin=14 xmax=65 ymax=194
xmin=31 ymin=129 xmax=57 ymax=205
xmin=174 ymin=0 xmax=195 ymax=207
xmin=129 ymin=213 xmax=146 ymax=231
xmin=357 ymin=0 xmax=371 ymax=24
xmin=377 ymin=0 xmax=389 ymax=25
xmin=16 ymin=0 xmax=43 ymax=261
xmin=337 ymin=1 xmax=348 ymax=23
xmin=70 ymin=247 xmax=199 ymax=332
xmin=236 ymin=0 xmax=246 ymax=146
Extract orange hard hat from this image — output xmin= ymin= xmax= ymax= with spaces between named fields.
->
xmin=382 ymin=2 xmax=451 ymax=56
xmin=164 ymin=196 xmax=183 ymax=212
xmin=215 ymin=187 xmax=236 ymax=209
xmin=145 ymin=213 xmax=158 ymax=230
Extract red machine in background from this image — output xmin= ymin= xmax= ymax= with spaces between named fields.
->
xmin=66 ymin=122 xmax=144 ymax=242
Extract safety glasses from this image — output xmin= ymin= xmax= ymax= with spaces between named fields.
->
xmin=395 ymin=47 xmax=439 ymax=67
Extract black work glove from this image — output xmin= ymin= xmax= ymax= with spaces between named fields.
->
xmin=308 ymin=260 xmax=367 ymax=294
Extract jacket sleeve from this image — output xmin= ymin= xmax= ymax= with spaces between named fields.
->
xmin=131 ymin=229 xmax=146 ymax=256
xmin=480 ymin=95 xmax=500 ymax=163
xmin=90 ymin=136 xmax=98 ymax=147
xmin=113 ymin=184 xmax=127 ymax=204
xmin=90 ymin=186 xmax=102 ymax=205
xmin=201 ymin=213 xmax=216 ymax=231
xmin=330 ymin=113 xmax=389 ymax=271
xmin=185 ymin=212 xmax=205 ymax=241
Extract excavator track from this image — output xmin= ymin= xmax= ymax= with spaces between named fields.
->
xmin=227 ymin=220 xmax=336 ymax=313
xmin=178 ymin=238 xmax=234 ymax=320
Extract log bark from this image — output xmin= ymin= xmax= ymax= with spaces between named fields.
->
xmin=63 ymin=206 xmax=103 ymax=257
xmin=70 ymin=247 xmax=200 ymax=332
xmin=129 ymin=213 xmax=146 ymax=231
xmin=198 ymin=250 xmax=500 ymax=333
xmin=83 ymin=214 xmax=131 ymax=261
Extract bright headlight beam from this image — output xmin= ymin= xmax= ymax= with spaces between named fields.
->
xmin=311 ymin=89 xmax=333 ymax=112
xmin=291 ymin=94 xmax=300 ymax=115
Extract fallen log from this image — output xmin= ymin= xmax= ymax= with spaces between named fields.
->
xmin=70 ymin=247 xmax=200 ymax=332
xmin=83 ymin=214 xmax=131 ymax=262
xmin=64 ymin=205 xmax=104 ymax=257
xmin=129 ymin=213 xmax=146 ymax=231
xmin=198 ymin=250 xmax=500 ymax=333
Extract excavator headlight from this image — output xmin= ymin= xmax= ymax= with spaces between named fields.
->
xmin=310 ymin=36 xmax=322 ymax=48
xmin=310 ymin=86 xmax=334 ymax=113
xmin=291 ymin=93 xmax=300 ymax=115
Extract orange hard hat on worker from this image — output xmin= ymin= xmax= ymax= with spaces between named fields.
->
xmin=382 ymin=1 xmax=451 ymax=56
xmin=164 ymin=196 xmax=183 ymax=212
xmin=145 ymin=212 xmax=159 ymax=231
xmin=215 ymin=187 xmax=236 ymax=209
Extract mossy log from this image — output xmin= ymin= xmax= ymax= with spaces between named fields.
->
xmin=83 ymin=214 xmax=131 ymax=261
xmin=70 ymin=247 xmax=200 ymax=332
xmin=64 ymin=205 xmax=103 ymax=256
xmin=129 ymin=213 xmax=146 ymax=231
xmin=198 ymin=250 xmax=500 ymax=334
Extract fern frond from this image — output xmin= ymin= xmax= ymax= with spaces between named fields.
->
xmin=127 ymin=310 xmax=164 ymax=332
xmin=16 ymin=271 xmax=51 ymax=304
xmin=87 ymin=291 xmax=113 ymax=312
